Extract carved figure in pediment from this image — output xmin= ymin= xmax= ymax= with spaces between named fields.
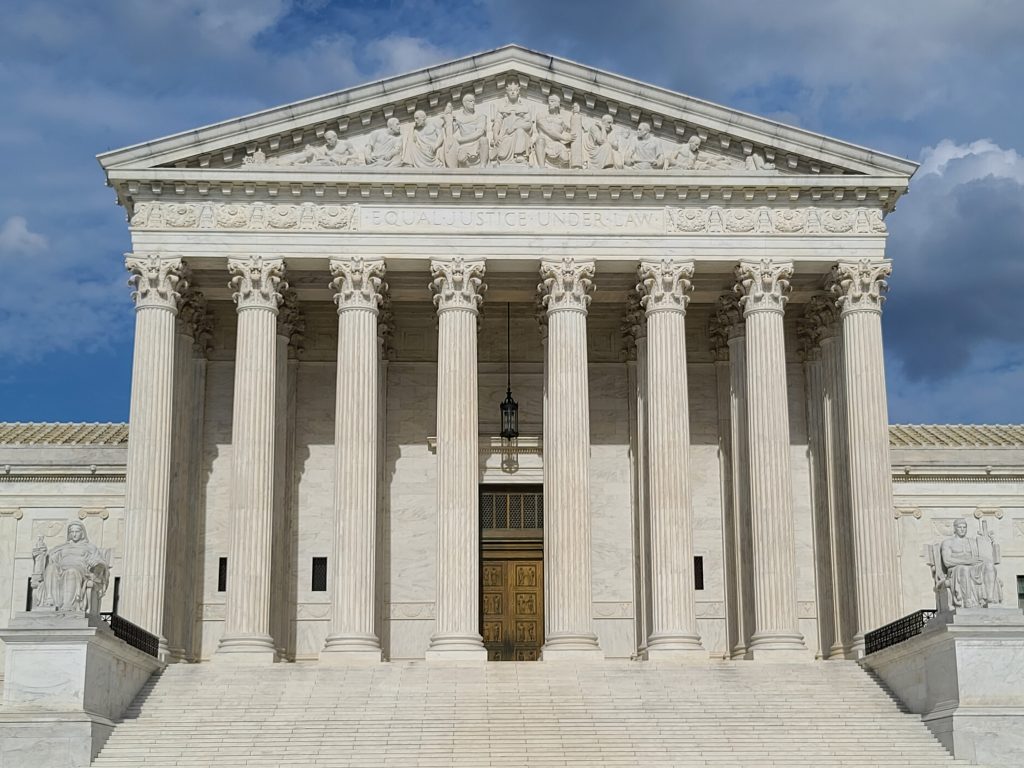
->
xmin=490 ymin=81 xmax=535 ymax=166
xmin=534 ymin=95 xmax=579 ymax=169
xmin=583 ymin=114 xmax=623 ymax=169
xmin=31 ymin=522 xmax=111 ymax=615
xmin=364 ymin=117 xmax=404 ymax=167
xmin=664 ymin=135 xmax=702 ymax=170
xmin=295 ymin=130 xmax=360 ymax=167
xmin=624 ymin=122 xmax=664 ymax=170
xmin=443 ymin=94 xmax=489 ymax=168
xmin=403 ymin=110 xmax=446 ymax=168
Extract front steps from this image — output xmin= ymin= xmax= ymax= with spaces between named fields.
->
xmin=91 ymin=660 xmax=976 ymax=767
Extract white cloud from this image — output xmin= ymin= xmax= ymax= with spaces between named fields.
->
xmin=918 ymin=139 xmax=1024 ymax=181
xmin=364 ymin=35 xmax=455 ymax=78
xmin=0 ymin=216 xmax=47 ymax=252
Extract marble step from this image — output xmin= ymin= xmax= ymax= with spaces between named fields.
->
xmin=91 ymin=661 xmax=975 ymax=768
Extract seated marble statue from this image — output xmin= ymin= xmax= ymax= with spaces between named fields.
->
xmin=364 ymin=118 xmax=404 ymax=167
xmin=534 ymin=95 xmax=576 ymax=168
xmin=443 ymin=94 xmax=489 ymax=168
xmin=31 ymin=522 xmax=111 ymax=615
xmin=664 ymin=135 xmax=703 ymax=170
xmin=624 ymin=122 xmax=664 ymax=170
xmin=583 ymin=114 xmax=622 ymax=169
xmin=933 ymin=518 xmax=1003 ymax=609
xmin=295 ymin=130 xmax=360 ymax=167
xmin=403 ymin=110 xmax=445 ymax=168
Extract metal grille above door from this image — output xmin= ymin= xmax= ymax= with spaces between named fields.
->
xmin=480 ymin=485 xmax=543 ymax=531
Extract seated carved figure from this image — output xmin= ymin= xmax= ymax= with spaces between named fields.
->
xmin=31 ymin=522 xmax=111 ymax=615
xmin=930 ymin=518 xmax=1003 ymax=609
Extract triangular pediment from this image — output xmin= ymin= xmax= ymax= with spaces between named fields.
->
xmin=98 ymin=45 xmax=916 ymax=181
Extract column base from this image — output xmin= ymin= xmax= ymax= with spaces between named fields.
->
xmin=213 ymin=633 xmax=278 ymax=664
xmin=745 ymin=631 xmax=812 ymax=662
xmin=644 ymin=634 xmax=707 ymax=662
xmin=320 ymin=633 xmax=383 ymax=665
xmin=541 ymin=633 xmax=604 ymax=661
xmin=425 ymin=633 xmax=488 ymax=662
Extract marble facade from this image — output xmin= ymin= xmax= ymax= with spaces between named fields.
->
xmin=2 ymin=47 xmax=1023 ymax=673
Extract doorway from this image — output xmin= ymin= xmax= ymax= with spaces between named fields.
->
xmin=479 ymin=484 xmax=543 ymax=661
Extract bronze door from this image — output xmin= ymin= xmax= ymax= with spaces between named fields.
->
xmin=481 ymin=555 xmax=543 ymax=661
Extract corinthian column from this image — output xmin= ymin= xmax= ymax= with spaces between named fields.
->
xmin=321 ymin=257 xmax=386 ymax=663
xmin=122 ymin=254 xmax=186 ymax=655
xmin=539 ymin=257 xmax=602 ymax=659
xmin=637 ymin=259 xmax=704 ymax=659
xmin=215 ymin=257 xmax=285 ymax=663
xmin=426 ymin=258 xmax=488 ymax=661
xmin=712 ymin=294 xmax=755 ymax=659
xmin=827 ymin=259 xmax=901 ymax=654
xmin=734 ymin=260 xmax=809 ymax=659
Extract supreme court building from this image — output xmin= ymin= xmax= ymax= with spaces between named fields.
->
xmin=7 ymin=45 xmax=1024 ymax=674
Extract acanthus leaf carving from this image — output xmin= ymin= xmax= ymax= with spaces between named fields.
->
xmin=637 ymin=259 xmax=694 ymax=315
xmin=827 ymin=258 xmax=892 ymax=314
xmin=796 ymin=294 xmax=838 ymax=359
xmin=228 ymin=256 xmax=286 ymax=312
xmin=125 ymin=254 xmax=186 ymax=311
xmin=734 ymin=259 xmax=793 ymax=315
xmin=430 ymin=257 xmax=486 ymax=313
xmin=277 ymin=288 xmax=305 ymax=354
xmin=707 ymin=293 xmax=744 ymax=360
xmin=330 ymin=257 xmax=386 ymax=313
xmin=539 ymin=257 xmax=595 ymax=313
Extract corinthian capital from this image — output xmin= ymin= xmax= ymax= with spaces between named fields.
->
xmin=707 ymin=293 xmax=744 ymax=360
xmin=430 ymin=258 xmax=486 ymax=313
xmin=125 ymin=254 xmax=186 ymax=312
xmin=228 ymin=256 xmax=286 ymax=312
xmin=329 ymin=257 xmax=386 ymax=313
xmin=734 ymin=259 xmax=793 ymax=315
xmin=539 ymin=257 xmax=595 ymax=313
xmin=637 ymin=259 xmax=694 ymax=315
xmin=827 ymin=259 xmax=891 ymax=314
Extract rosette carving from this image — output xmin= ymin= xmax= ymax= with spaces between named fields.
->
xmin=827 ymin=258 xmax=892 ymax=314
xmin=430 ymin=257 xmax=486 ymax=313
xmin=734 ymin=259 xmax=793 ymax=315
xmin=539 ymin=257 xmax=595 ymax=313
xmin=125 ymin=254 xmax=186 ymax=311
xmin=329 ymin=257 xmax=386 ymax=313
xmin=637 ymin=259 xmax=694 ymax=315
xmin=228 ymin=256 xmax=286 ymax=312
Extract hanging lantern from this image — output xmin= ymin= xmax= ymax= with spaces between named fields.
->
xmin=500 ymin=302 xmax=519 ymax=441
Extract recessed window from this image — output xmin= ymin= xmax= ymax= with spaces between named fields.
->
xmin=694 ymin=556 xmax=705 ymax=591
xmin=312 ymin=557 xmax=328 ymax=592
xmin=113 ymin=576 xmax=121 ymax=614
xmin=1017 ymin=575 xmax=1024 ymax=610
xmin=217 ymin=557 xmax=228 ymax=592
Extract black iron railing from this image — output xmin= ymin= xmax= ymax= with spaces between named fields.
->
xmin=100 ymin=612 xmax=160 ymax=658
xmin=865 ymin=609 xmax=937 ymax=655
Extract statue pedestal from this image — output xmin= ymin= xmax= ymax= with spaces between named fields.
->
xmin=862 ymin=607 xmax=1024 ymax=767
xmin=0 ymin=613 xmax=164 ymax=768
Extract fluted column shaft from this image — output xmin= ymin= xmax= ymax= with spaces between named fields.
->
xmin=638 ymin=260 xmax=704 ymax=659
xmin=539 ymin=258 xmax=602 ymax=659
xmin=735 ymin=260 xmax=809 ymax=659
xmin=216 ymin=257 xmax=285 ymax=662
xmin=427 ymin=258 xmax=487 ymax=660
xmin=322 ymin=257 xmax=385 ymax=663
xmin=121 ymin=255 xmax=185 ymax=654
xmin=829 ymin=259 xmax=902 ymax=654
xmin=727 ymin=330 xmax=756 ymax=657
xmin=820 ymin=326 xmax=855 ymax=657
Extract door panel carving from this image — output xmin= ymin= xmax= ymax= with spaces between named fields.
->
xmin=481 ymin=554 xmax=543 ymax=661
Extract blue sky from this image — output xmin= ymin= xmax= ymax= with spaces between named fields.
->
xmin=1 ymin=0 xmax=1022 ymax=424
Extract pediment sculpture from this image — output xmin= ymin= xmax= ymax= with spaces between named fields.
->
xmin=30 ymin=522 xmax=112 ymax=616
xmin=241 ymin=83 xmax=776 ymax=174
xmin=926 ymin=518 xmax=1003 ymax=612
